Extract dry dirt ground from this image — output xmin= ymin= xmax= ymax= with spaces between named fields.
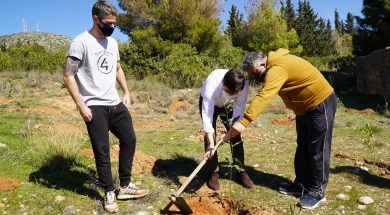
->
xmin=1 ymin=87 xmax=389 ymax=214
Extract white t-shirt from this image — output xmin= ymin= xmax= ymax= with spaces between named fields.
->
xmin=200 ymin=69 xmax=249 ymax=133
xmin=67 ymin=31 xmax=120 ymax=106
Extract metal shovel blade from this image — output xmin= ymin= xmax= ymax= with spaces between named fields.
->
xmin=162 ymin=196 xmax=192 ymax=214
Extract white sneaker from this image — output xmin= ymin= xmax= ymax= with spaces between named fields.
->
xmin=117 ymin=182 xmax=148 ymax=200
xmin=104 ymin=191 xmax=119 ymax=214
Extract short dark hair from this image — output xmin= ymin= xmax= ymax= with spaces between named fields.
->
xmin=92 ymin=0 xmax=118 ymax=20
xmin=222 ymin=68 xmax=246 ymax=93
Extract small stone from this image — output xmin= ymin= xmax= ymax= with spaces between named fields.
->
xmin=63 ymin=206 xmax=77 ymax=214
xmin=0 ymin=203 xmax=4 ymax=208
xmin=337 ymin=193 xmax=350 ymax=200
xmin=55 ymin=196 xmax=65 ymax=202
xmin=1 ymin=198 xmax=6 ymax=202
xmin=134 ymin=211 xmax=150 ymax=215
xmin=359 ymin=196 xmax=374 ymax=205
xmin=271 ymin=140 xmax=276 ymax=144
xmin=357 ymin=204 xmax=367 ymax=210
xmin=253 ymin=164 xmax=260 ymax=168
xmin=359 ymin=166 xmax=369 ymax=172
xmin=170 ymin=137 xmax=173 ymax=140
xmin=20 ymin=204 xmax=25 ymax=208
xmin=339 ymin=205 xmax=345 ymax=210
xmin=0 ymin=143 xmax=6 ymax=148
xmin=344 ymin=185 xmax=352 ymax=191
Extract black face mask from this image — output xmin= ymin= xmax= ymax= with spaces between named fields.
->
xmin=98 ymin=21 xmax=115 ymax=37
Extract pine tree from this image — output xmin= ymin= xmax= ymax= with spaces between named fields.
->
xmin=340 ymin=20 xmax=345 ymax=34
xmin=326 ymin=19 xmax=334 ymax=54
xmin=345 ymin=12 xmax=355 ymax=34
xmin=295 ymin=0 xmax=318 ymax=56
xmin=284 ymin=0 xmax=296 ymax=30
xmin=354 ymin=0 xmax=390 ymax=55
xmin=226 ymin=4 xmax=243 ymax=44
xmin=334 ymin=9 xmax=342 ymax=34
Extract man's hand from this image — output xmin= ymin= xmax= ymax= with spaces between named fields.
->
xmin=79 ymin=105 xmax=92 ymax=122
xmin=204 ymin=147 xmax=216 ymax=160
xmin=223 ymin=122 xmax=246 ymax=142
xmin=204 ymin=132 xmax=215 ymax=159
xmin=123 ymin=92 xmax=131 ymax=107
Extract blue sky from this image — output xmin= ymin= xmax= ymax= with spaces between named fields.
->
xmin=0 ymin=0 xmax=363 ymax=42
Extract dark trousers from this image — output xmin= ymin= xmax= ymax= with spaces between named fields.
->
xmin=199 ymin=96 xmax=245 ymax=174
xmin=294 ymin=93 xmax=336 ymax=193
xmin=86 ymin=102 xmax=136 ymax=193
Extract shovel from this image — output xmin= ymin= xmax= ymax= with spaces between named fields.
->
xmin=162 ymin=139 xmax=224 ymax=214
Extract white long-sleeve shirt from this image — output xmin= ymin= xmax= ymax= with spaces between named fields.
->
xmin=200 ymin=69 xmax=249 ymax=133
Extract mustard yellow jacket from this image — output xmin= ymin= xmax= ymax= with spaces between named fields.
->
xmin=240 ymin=48 xmax=334 ymax=126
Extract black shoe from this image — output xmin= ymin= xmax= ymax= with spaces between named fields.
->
xmin=299 ymin=189 xmax=326 ymax=209
xmin=278 ymin=183 xmax=304 ymax=197
xmin=207 ymin=172 xmax=220 ymax=191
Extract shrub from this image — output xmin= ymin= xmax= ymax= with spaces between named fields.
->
xmin=330 ymin=55 xmax=356 ymax=74
xmin=303 ymin=55 xmax=335 ymax=72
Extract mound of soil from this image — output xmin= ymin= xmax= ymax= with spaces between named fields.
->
xmin=333 ymin=151 xmax=390 ymax=176
xmin=133 ymin=119 xmax=175 ymax=129
xmin=345 ymin=108 xmax=376 ymax=115
xmin=271 ymin=117 xmax=295 ymax=126
xmin=184 ymin=127 xmax=225 ymax=142
xmin=7 ymin=107 xmax=58 ymax=115
xmin=185 ymin=130 xmax=205 ymax=142
xmin=167 ymin=97 xmax=189 ymax=115
xmin=0 ymin=177 xmax=20 ymax=191
xmin=132 ymin=151 xmax=157 ymax=176
xmin=81 ymin=147 xmax=157 ymax=176
xmin=345 ymin=108 xmax=360 ymax=113
xmin=34 ymin=123 xmax=85 ymax=136
xmin=361 ymin=108 xmax=375 ymax=115
xmin=166 ymin=193 xmax=284 ymax=215
xmin=0 ymin=97 xmax=15 ymax=103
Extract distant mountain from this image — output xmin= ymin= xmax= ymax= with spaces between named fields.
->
xmin=0 ymin=32 xmax=71 ymax=52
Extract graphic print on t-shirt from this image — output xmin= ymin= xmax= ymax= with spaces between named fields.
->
xmin=96 ymin=50 xmax=114 ymax=74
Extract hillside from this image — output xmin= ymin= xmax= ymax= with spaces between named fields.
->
xmin=0 ymin=32 xmax=71 ymax=51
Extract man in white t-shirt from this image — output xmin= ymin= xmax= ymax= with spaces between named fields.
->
xmin=199 ymin=68 xmax=254 ymax=191
xmin=63 ymin=1 xmax=148 ymax=213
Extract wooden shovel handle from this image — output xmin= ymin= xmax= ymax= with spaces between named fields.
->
xmin=173 ymin=139 xmax=224 ymax=197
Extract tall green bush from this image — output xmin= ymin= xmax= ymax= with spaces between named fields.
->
xmin=0 ymin=43 xmax=66 ymax=72
xmin=119 ymin=27 xmax=244 ymax=88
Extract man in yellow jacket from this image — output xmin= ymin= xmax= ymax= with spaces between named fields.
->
xmin=224 ymin=49 xmax=336 ymax=209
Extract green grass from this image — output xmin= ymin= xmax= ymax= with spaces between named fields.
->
xmin=0 ymin=72 xmax=389 ymax=214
